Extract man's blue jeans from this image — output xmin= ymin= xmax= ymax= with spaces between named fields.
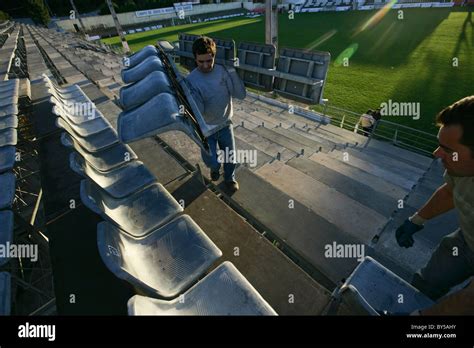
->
xmin=200 ymin=125 xmax=236 ymax=182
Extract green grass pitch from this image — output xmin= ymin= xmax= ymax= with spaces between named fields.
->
xmin=102 ymin=8 xmax=473 ymax=134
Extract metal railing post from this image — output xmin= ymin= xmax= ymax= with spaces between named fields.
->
xmin=392 ymin=128 xmax=398 ymax=145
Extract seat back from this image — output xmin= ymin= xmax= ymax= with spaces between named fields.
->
xmin=128 ymin=262 xmax=277 ymax=315
xmin=119 ymin=70 xmax=172 ymax=111
xmin=340 ymin=256 xmax=434 ymax=314
xmin=80 ymin=179 xmax=183 ymax=237
xmin=97 ymin=215 xmax=222 ymax=298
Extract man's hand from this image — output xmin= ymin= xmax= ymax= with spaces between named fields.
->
xmin=395 ymin=219 xmax=424 ymax=248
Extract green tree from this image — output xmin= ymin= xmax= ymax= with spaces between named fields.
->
xmin=27 ymin=0 xmax=51 ymax=25
xmin=0 ymin=10 xmax=11 ymax=20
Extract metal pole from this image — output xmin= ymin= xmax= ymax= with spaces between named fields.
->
xmin=265 ymin=0 xmax=278 ymax=52
xmin=106 ymin=0 xmax=130 ymax=54
xmin=69 ymin=0 xmax=87 ymax=35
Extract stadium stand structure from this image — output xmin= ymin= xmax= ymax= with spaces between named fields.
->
xmin=0 ymin=21 xmax=459 ymax=315
xmin=80 ymin=9 xmax=247 ymax=38
xmin=300 ymin=0 xmax=456 ymax=11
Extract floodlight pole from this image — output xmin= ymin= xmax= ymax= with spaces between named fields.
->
xmin=106 ymin=0 xmax=130 ymax=54
xmin=69 ymin=0 xmax=87 ymax=35
xmin=265 ymin=0 xmax=278 ymax=52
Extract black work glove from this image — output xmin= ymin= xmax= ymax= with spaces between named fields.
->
xmin=395 ymin=219 xmax=423 ymax=248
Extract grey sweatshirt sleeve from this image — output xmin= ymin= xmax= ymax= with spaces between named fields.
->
xmin=223 ymin=66 xmax=246 ymax=100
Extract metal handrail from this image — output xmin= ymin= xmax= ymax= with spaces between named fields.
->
xmin=315 ymin=103 xmax=438 ymax=156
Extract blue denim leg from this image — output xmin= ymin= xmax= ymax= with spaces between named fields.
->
xmin=216 ymin=125 xmax=236 ymax=182
xmin=201 ymin=131 xmax=220 ymax=172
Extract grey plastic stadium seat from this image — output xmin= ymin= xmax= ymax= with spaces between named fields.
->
xmin=48 ymin=88 xmax=91 ymax=104
xmin=0 ymin=88 xmax=18 ymax=101
xmin=56 ymin=117 xmax=118 ymax=152
xmin=0 ymin=79 xmax=19 ymax=95
xmin=0 ymin=210 xmax=13 ymax=266
xmin=81 ymin=179 xmax=183 ymax=237
xmin=70 ymin=152 xmax=155 ymax=198
xmin=128 ymin=262 xmax=277 ymax=315
xmin=0 ymin=94 xmax=19 ymax=108
xmin=0 ymin=272 xmax=11 ymax=316
xmin=117 ymin=92 xmax=206 ymax=151
xmin=0 ymin=146 xmax=16 ymax=173
xmin=119 ymin=70 xmax=172 ymax=111
xmin=336 ymin=256 xmax=434 ymax=315
xmin=0 ymin=128 xmax=17 ymax=147
xmin=42 ymin=74 xmax=78 ymax=93
xmin=121 ymin=55 xmax=164 ymax=84
xmin=53 ymin=105 xmax=110 ymax=137
xmin=97 ymin=216 xmax=222 ymax=298
xmin=125 ymin=45 xmax=158 ymax=68
xmin=157 ymin=41 xmax=175 ymax=53
xmin=61 ymin=133 xmax=137 ymax=172
xmin=0 ymin=115 xmax=18 ymax=130
xmin=0 ymin=172 xmax=15 ymax=209
xmin=0 ymin=104 xmax=18 ymax=118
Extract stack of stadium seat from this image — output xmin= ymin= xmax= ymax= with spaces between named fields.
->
xmin=0 ymin=78 xmax=19 ymax=316
xmin=41 ymin=74 xmax=276 ymax=315
xmin=0 ymin=25 xmax=19 ymax=80
xmin=117 ymin=44 xmax=218 ymax=150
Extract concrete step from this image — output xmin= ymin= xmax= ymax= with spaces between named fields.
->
xmin=287 ymin=156 xmax=397 ymax=217
xmin=322 ymin=122 xmax=368 ymax=145
xmin=234 ymin=109 xmax=279 ymax=129
xmin=251 ymin=99 xmax=287 ymax=114
xmin=346 ymin=147 xmax=426 ymax=178
xmin=238 ymin=107 xmax=288 ymax=128
xmin=363 ymin=138 xmax=433 ymax=170
xmin=246 ymin=102 xmax=317 ymax=130
xmin=234 ymin=137 xmax=273 ymax=171
xmin=308 ymin=152 xmax=409 ymax=200
xmin=269 ymin=126 xmax=328 ymax=153
xmin=252 ymin=126 xmax=316 ymax=157
xmin=232 ymin=114 xmax=261 ymax=130
xmin=129 ymin=136 xmax=188 ymax=186
xmin=285 ymin=126 xmax=340 ymax=152
xmin=234 ymin=126 xmax=297 ymax=162
xmin=166 ymin=175 xmax=332 ymax=314
xmin=159 ymin=131 xmax=205 ymax=171
xmin=326 ymin=149 xmax=418 ymax=191
xmin=256 ymin=161 xmax=386 ymax=244
xmin=308 ymin=125 xmax=359 ymax=147
xmin=361 ymin=141 xmax=433 ymax=171
xmin=232 ymin=166 xmax=360 ymax=285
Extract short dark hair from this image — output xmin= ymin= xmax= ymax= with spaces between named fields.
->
xmin=436 ymin=96 xmax=474 ymax=156
xmin=192 ymin=36 xmax=216 ymax=58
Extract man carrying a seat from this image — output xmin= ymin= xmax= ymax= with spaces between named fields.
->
xmin=185 ymin=36 xmax=246 ymax=192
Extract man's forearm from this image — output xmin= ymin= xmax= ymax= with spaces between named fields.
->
xmin=226 ymin=67 xmax=246 ymax=99
xmin=417 ymin=183 xmax=454 ymax=220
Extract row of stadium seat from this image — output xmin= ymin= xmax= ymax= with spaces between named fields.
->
xmin=305 ymin=0 xmax=352 ymax=7
xmin=0 ymin=78 xmax=19 ymax=316
xmin=0 ymin=25 xmax=20 ymax=80
xmin=42 ymin=68 xmax=276 ymax=314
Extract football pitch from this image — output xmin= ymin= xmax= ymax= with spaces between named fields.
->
xmin=102 ymin=8 xmax=473 ymax=134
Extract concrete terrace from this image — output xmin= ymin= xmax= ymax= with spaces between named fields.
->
xmin=0 ymin=22 xmax=459 ymax=315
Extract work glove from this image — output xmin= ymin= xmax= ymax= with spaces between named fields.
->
xmin=395 ymin=219 xmax=423 ymax=248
